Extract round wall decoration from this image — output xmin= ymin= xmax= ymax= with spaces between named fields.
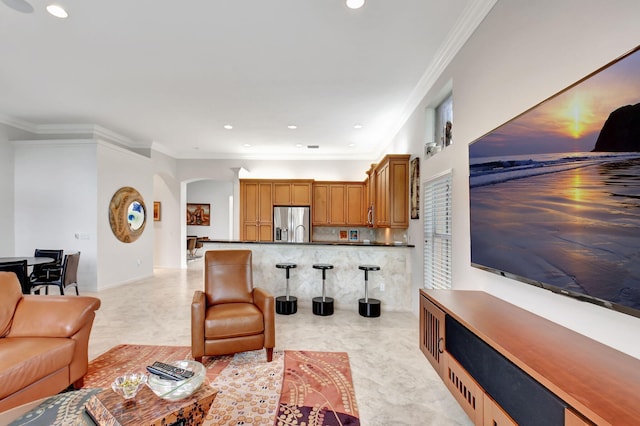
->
xmin=109 ymin=186 xmax=147 ymax=243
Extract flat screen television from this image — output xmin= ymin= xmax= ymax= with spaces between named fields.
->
xmin=469 ymin=45 xmax=640 ymax=319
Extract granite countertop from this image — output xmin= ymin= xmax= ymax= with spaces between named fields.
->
xmin=201 ymin=240 xmax=414 ymax=248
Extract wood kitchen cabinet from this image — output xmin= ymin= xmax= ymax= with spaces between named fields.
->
xmin=374 ymin=161 xmax=389 ymax=227
xmin=312 ymin=182 xmax=365 ymax=226
xmin=240 ymin=180 xmax=273 ymax=241
xmin=312 ymin=183 xmax=345 ymax=225
xmin=239 ymin=154 xmax=407 ymax=235
xmin=272 ymin=180 xmax=312 ymax=206
xmin=329 ymin=184 xmax=346 ymax=225
xmin=312 ymin=183 xmax=329 ymax=225
xmin=373 ymin=154 xmax=409 ymax=228
xmin=345 ymin=183 xmax=365 ymax=225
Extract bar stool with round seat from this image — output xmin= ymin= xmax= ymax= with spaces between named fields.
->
xmin=275 ymin=263 xmax=297 ymax=315
xmin=358 ymin=264 xmax=381 ymax=317
xmin=312 ymin=264 xmax=334 ymax=316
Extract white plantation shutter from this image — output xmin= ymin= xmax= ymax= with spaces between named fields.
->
xmin=424 ymin=171 xmax=452 ymax=290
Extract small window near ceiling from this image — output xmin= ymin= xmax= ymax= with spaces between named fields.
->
xmin=425 ymin=93 xmax=453 ymax=158
xmin=423 ymin=171 xmax=452 ymax=290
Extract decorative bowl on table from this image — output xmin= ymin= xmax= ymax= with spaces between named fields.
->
xmin=111 ymin=373 xmax=148 ymax=399
xmin=146 ymin=360 xmax=206 ymax=401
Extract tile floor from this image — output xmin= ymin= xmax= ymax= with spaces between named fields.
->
xmin=84 ymin=259 xmax=471 ymax=426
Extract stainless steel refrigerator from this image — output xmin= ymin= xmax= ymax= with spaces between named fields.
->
xmin=273 ymin=206 xmax=310 ymax=243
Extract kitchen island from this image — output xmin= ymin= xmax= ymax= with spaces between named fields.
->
xmin=201 ymin=240 xmax=414 ymax=312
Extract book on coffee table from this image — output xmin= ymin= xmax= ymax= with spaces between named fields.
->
xmin=85 ymin=383 xmax=217 ymax=426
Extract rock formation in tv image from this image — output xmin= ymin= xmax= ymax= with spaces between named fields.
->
xmin=592 ymin=103 xmax=640 ymax=152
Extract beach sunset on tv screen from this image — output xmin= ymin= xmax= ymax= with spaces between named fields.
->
xmin=469 ymin=46 xmax=640 ymax=317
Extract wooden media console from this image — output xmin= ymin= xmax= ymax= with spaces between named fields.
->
xmin=420 ymin=289 xmax=640 ymax=425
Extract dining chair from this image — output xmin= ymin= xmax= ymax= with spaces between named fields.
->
xmin=31 ymin=252 xmax=81 ymax=295
xmin=29 ymin=249 xmax=64 ymax=283
xmin=0 ymin=260 xmax=29 ymax=294
xmin=187 ymin=236 xmax=197 ymax=258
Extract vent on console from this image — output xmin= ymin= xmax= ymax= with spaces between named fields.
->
xmin=448 ymin=367 xmax=477 ymax=410
xmin=422 ymin=306 xmax=442 ymax=363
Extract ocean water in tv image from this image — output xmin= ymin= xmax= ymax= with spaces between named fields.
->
xmin=470 ymin=152 xmax=640 ymax=311
xmin=468 ymin=46 xmax=640 ymax=315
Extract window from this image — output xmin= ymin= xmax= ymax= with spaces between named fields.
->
xmin=435 ymin=94 xmax=453 ymax=148
xmin=424 ymin=171 xmax=452 ymax=290
xmin=425 ymin=93 xmax=453 ymax=158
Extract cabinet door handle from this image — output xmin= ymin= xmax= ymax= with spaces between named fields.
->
xmin=437 ymin=337 xmax=444 ymax=354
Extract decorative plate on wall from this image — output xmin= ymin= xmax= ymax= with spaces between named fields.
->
xmin=109 ymin=186 xmax=146 ymax=243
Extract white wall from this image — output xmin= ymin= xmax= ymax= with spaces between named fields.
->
xmin=392 ymin=0 xmax=640 ymax=358
xmin=0 ymin=125 xmax=15 ymax=255
xmin=97 ymin=142 xmax=153 ymax=289
xmin=14 ymin=140 xmax=98 ymax=291
xmin=152 ymin=150 xmax=181 ymax=269
xmin=186 ymin=180 xmax=232 ymax=240
xmin=13 ymin=139 xmax=153 ymax=292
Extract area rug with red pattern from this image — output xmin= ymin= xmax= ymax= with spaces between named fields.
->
xmin=81 ymin=344 xmax=360 ymax=425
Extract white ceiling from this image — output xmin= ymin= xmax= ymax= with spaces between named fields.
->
xmin=0 ymin=0 xmax=493 ymax=160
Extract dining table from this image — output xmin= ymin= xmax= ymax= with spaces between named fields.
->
xmin=0 ymin=256 xmax=55 ymax=266
xmin=0 ymin=256 xmax=55 ymax=294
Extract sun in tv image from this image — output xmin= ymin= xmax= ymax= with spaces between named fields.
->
xmin=469 ymin=46 xmax=640 ymax=317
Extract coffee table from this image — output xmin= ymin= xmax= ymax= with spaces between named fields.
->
xmin=86 ymin=383 xmax=217 ymax=425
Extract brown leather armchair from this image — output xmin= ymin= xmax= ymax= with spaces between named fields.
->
xmin=191 ymin=250 xmax=275 ymax=362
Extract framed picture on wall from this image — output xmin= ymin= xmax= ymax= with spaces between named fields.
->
xmin=186 ymin=203 xmax=210 ymax=226
xmin=153 ymin=202 xmax=161 ymax=221
xmin=349 ymin=229 xmax=359 ymax=241
xmin=339 ymin=229 xmax=348 ymax=241
xmin=410 ymin=157 xmax=420 ymax=219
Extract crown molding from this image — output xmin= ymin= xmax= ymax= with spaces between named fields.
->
xmin=0 ymin=113 xmax=38 ymax=133
xmin=150 ymin=141 xmax=178 ymax=158
xmin=34 ymin=123 xmax=138 ymax=146
xmin=379 ymin=0 xmax=497 ymax=153
xmin=0 ymin=115 xmax=155 ymax=150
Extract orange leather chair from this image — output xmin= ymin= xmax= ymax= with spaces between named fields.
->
xmin=191 ymin=250 xmax=275 ymax=362
xmin=0 ymin=271 xmax=101 ymax=412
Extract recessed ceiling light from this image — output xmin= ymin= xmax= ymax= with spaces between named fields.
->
xmin=287 ymin=125 xmax=297 ymax=130
xmin=354 ymin=124 xmax=363 ymax=129
xmin=295 ymin=144 xmax=303 ymax=148
xmin=346 ymin=0 xmax=365 ymax=10
xmin=223 ymin=124 xmax=233 ymax=130
xmin=46 ymin=4 xmax=68 ymax=18
xmin=348 ymin=143 xmax=356 ymax=147
xmin=243 ymin=144 xmax=252 ymax=148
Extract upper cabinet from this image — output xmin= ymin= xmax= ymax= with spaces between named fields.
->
xmin=345 ymin=183 xmax=365 ymax=225
xmin=239 ymin=155 xmax=409 ymax=240
xmin=371 ymin=154 xmax=410 ymax=229
xmin=272 ymin=180 xmax=312 ymax=206
xmin=312 ymin=182 xmax=365 ymax=226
